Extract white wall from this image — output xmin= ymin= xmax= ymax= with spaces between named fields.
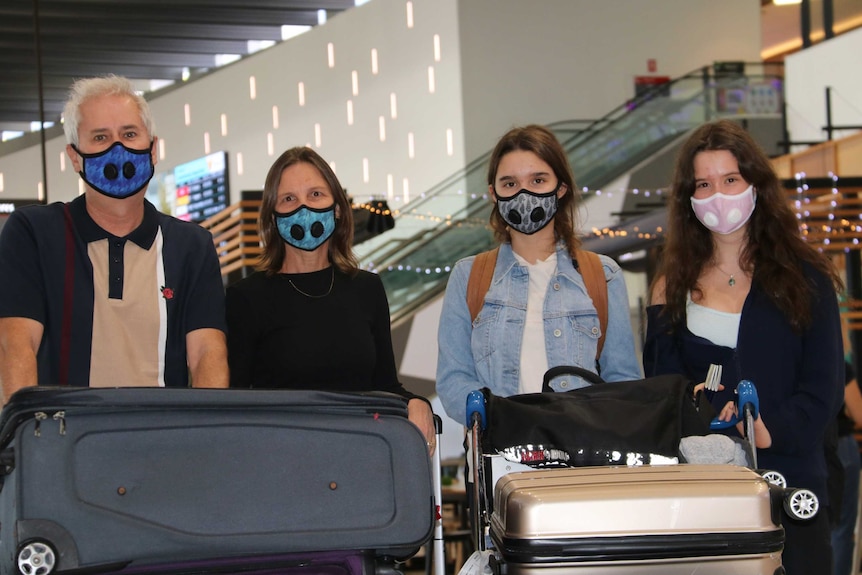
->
xmin=784 ymin=27 xmax=862 ymax=150
xmin=456 ymin=0 xmax=763 ymax=159
xmin=0 ymin=0 xmax=466 ymax=209
xmin=0 ymin=0 xmax=763 ymax=213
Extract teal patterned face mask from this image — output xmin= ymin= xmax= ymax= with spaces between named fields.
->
xmin=275 ymin=204 xmax=336 ymax=251
xmin=496 ymin=183 xmax=560 ymax=235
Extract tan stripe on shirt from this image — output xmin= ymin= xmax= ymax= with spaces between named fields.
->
xmin=88 ymin=238 xmax=161 ymax=387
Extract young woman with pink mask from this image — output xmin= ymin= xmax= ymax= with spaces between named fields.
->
xmin=643 ymin=119 xmax=844 ymax=574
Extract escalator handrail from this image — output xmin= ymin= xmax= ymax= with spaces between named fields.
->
xmin=391 ymin=62 xmax=782 ymax=231
xmin=373 ymin=62 xmax=784 ymax=318
xmin=368 ymin=199 xmax=493 ymax=273
xmin=554 ymin=62 xmax=784 ymax=156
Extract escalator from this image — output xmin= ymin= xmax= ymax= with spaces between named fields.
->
xmin=359 ymin=63 xmax=784 ymax=324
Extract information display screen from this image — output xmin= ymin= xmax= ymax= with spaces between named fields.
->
xmin=146 ymin=151 xmax=230 ymax=223
xmin=173 ymin=152 xmax=229 ymax=222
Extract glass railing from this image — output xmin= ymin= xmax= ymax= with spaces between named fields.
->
xmin=363 ymin=63 xmax=784 ymax=323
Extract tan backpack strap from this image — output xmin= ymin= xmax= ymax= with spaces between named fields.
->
xmin=576 ymin=250 xmax=608 ymax=360
xmin=467 ymin=247 xmax=499 ymax=322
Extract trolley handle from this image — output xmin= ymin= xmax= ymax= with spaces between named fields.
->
xmin=710 ymin=380 xmax=759 ymax=430
xmin=465 ymin=390 xmax=487 ymax=430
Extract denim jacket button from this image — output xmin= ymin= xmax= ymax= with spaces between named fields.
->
xmin=553 ymin=283 xmax=560 ymax=291
xmin=591 ymin=326 xmax=599 ymax=335
xmin=553 ymin=329 xmax=561 ymax=337
xmin=560 ymin=380 xmax=568 ymax=388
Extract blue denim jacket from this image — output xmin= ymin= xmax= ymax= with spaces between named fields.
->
xmin=436 ymin=242 xmax=643 ymax=426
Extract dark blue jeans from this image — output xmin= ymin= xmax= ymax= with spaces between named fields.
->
xmin=831 ymin=433 xmax=861 ymax=575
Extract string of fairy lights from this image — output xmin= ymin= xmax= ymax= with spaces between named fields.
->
xmin=215 ymin=177 xmax=862 ymax=280
xmin=792 ymin=173 xmax=862 ymax=252
xmin=359 ymin=177 xmax=862 ymax=277
xmin=357 ymin=187 xmax=670 ymax=228
xmin=359 ymin=186 xmax=672 ymax=275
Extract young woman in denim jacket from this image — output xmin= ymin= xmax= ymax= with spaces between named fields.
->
xmin=436 ymin=125 xmax=642 ymax=426
xmin=643 ymin=120 xmax=844 ymax=575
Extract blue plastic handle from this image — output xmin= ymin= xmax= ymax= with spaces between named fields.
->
xmin=710 ymin=380 xmax=759 ymax=430
xmin=465 ymin=390 xmax=487 ymax=430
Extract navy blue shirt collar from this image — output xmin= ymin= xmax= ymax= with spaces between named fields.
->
xmin=68 ymin=194 xmax=160 ymax=249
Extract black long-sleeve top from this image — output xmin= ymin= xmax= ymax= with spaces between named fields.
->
xmin=226 ymin=266 xmax=409 ymax=396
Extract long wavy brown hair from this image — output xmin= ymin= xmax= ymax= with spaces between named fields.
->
xmin=486 ymin=125 xmax=582 ymax=255
xmin=654 ymin=119 xmax=842 ymax=331
xmin=257 ymin=147 xmax=358 ymax=275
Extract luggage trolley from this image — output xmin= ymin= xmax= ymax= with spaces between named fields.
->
xmin=463 ymin=374 xmax=819 ymax=575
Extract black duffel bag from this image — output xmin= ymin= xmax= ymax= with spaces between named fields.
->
xmin=481 ymin=366 xmax=715 ymax=461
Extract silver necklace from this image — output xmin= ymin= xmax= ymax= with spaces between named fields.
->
xmin=715 ymin=264 xmax=738 ymax=287
xmin=287 ymin=267 xmax=334 ymax=298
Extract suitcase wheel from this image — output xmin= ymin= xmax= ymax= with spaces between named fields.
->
xmin=17 ymin=540 xmax=56 ymax=575
xmin=784 ymin=488 xmax=819 ymax=521
xmin=760 ymin=470 xmax=787 ymax=488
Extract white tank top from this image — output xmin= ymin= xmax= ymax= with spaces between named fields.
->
xmin=686 ymin=293 xmax=740 ymax=349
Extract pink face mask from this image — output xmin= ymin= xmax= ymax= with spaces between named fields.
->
xmin=690 ymin=185 xmax=756 ymax=235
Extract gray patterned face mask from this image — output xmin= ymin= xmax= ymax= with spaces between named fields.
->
xmin=495 ymin=183 xmax=560 ymax=235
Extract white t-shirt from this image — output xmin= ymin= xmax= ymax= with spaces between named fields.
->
xmin=514 ymin=251 xmax=557 ymax=393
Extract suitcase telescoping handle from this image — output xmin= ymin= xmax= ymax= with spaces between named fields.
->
xmin=541 ymin=365 xmax=605 ymax=393
xmin=465 ymin=390 xmax=488 ymax=552
xmin=430 ymin=414 xmax=446 ymax=575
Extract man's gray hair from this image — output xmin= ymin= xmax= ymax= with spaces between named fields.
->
xmin=62 ymin=75 xmax=155 ymax=146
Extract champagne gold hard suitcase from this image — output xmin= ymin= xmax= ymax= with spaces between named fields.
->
xmin=489 ymin=464 xmax=784 ymax=574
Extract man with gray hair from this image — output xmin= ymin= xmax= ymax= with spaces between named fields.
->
xmin=0 ymin=75 xmax=228 ymax=403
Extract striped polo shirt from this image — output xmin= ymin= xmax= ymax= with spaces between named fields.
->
xmin=0 ymin=194 xmax=227 ymax=388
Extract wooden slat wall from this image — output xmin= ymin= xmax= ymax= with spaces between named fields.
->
xmin=199 ymin=199 xmax=263 ymax=276
xmin=772 ymin=132 xmax=862 ymax=179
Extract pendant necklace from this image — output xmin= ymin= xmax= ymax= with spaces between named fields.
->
xmin=287 ymin=267 xmax=335 ymax=298
xmin=715 ymin=264 xmax=737 ymax=287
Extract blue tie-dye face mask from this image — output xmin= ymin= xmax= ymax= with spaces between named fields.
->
xmin=73 ymin=141 xmax=155 ymax=199
xmin=275 ymin=204 xmax=336 ymax=251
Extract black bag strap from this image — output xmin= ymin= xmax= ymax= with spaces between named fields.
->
xmin=542 ymin=365 xmax=605 ymax=392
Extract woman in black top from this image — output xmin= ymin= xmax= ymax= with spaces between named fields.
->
xmin=226 ymin=146 xmax=435 ymax=452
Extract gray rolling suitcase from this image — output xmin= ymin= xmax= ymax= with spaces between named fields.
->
xmin=490 ymin=465 xmax=784 ymax=574
xmin=0 ymin=387 xmax=434 ymax=575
